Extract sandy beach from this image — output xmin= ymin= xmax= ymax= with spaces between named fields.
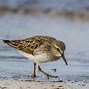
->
xmin=0 ymin=80 xmax=88 ymax=89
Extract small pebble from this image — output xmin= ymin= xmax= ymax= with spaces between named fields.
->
xmin=67 ymin=79 xmax=71 ymax=81
xmin=53 ymin=88 xmax=59 ymax=89
xmin=40 ymin=82 xmax=44 ymax=84
xmin=71 ymin=81 xmax=74 ymax=83
xmin=52 ymin=69 xmax=57 ymax=72
xmin=0 ymin=86 xmax=2 ymax=88
xmin=2 ymin=87 xmax=7 ymax=89
xmin=75 ymin=80 xmax=78 ymax=82
xmin=51 ymin=85 xmax=55 ymax=87
xmin=37 ymin=81 xmax=43 ymax=82
xmin=58 ymin=78 xmax=63 ymax=82
xmin=27 ymin=86 xmax=31 ymax=88
xmin=20 ymin=87 xmax=23 ymax=89
xmin=82 ymin=84 xmax=86 ymax=86
xmin=58 ymin=85 xmax=63 ymax=87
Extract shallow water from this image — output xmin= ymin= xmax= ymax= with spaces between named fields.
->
xmin=0 ymin=14 xmax=89 ymax=82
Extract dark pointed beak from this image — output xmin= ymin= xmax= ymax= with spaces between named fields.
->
xmin=61 ymin=53 xmax=68 ymax=65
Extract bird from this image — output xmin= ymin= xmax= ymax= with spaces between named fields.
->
xmin=2 ymin=35 xmax=68 ymax=78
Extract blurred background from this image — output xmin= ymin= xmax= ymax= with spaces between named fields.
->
xmin=0 ymin=0 xmax=89 ymax=81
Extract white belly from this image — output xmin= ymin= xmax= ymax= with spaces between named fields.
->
xmin=18 ymin=50 xmax=50 ymax=64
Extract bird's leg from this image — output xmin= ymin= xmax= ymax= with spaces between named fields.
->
xmin=31 ymin=63 xmax=36 ymax=78
xmin=38 ymin=65 xmax=58 ymax=79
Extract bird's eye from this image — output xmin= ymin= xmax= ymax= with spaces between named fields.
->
xmin=57 ymin=48 xmax=61 ymax=53
xmin=57 ymin=48 xmax=59 ymax=51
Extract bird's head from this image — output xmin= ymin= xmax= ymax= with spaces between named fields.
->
xmin=51 ymin=40 xmax=68 ymax=65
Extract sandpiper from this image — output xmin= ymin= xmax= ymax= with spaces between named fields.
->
xmin=3 ymin=35 xmax=68 ymax=78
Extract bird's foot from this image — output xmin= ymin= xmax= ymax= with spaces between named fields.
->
xmin=31 ymin=74 xmax=36 ymax=78
xmin=38 ymin=65 xmax=58 ymax=79
xmin=46 ymin=74 xmax=58 ymax=79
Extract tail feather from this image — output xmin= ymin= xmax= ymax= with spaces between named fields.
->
xmin=3 ymin=39 xmax=20 ymax=49
xmin=3 ymin=40 xmax=11 ymax=43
